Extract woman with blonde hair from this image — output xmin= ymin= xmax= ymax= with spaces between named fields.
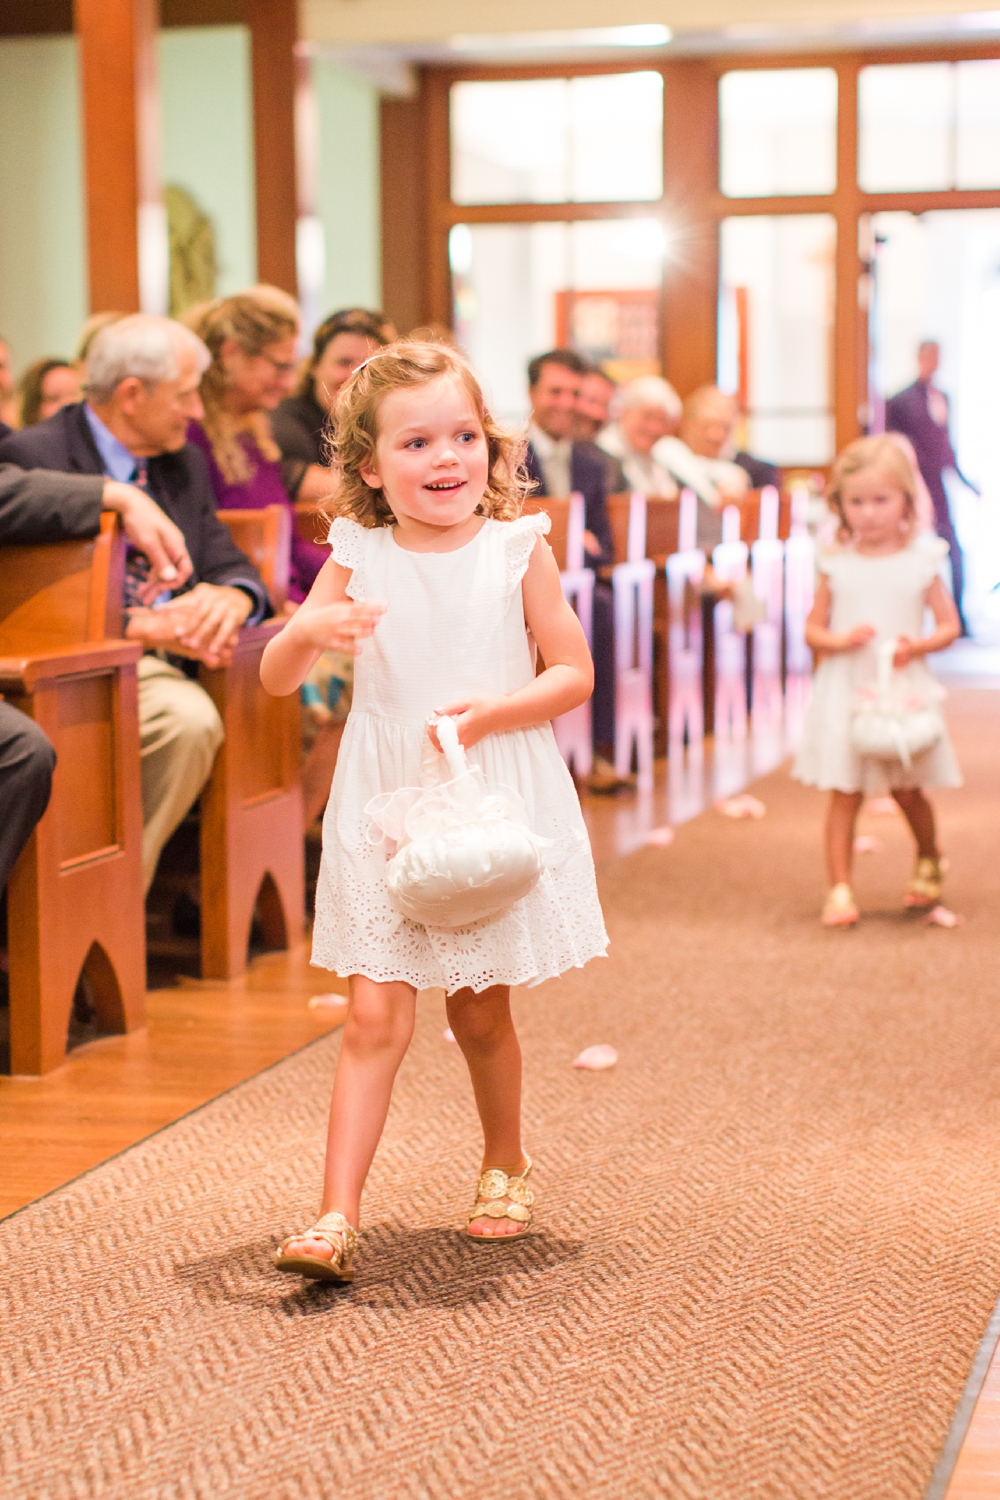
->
xmin=185 ymin=285 xmax=326 ymax=601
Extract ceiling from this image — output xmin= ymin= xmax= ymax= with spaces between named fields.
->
xmin=302 ymin=0 xmax=1000 ymax=51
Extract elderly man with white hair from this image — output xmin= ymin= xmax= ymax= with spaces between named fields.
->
xmin=0 ymin=314 xmax=270 ymax=904
xmin=598 ymin=375 xmax=682 ymax=497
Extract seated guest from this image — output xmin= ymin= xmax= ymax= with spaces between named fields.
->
xmin=0 ymin=336 xmax=15 ymax=436
xmin=272 ymin=308 xmax=386 ymax=506
xmin=16 ymin=359 xmax=82 ymax=429
xmin=598 ymin=376 xmax=682 ymax=497
xmin=185 ymin=287 xmax=325 ymax=603
xmin=524 ymin=349 xmax=622 ymax=788
xmin=0 ymin=462 xmax=192 ymax=986
xmin=574 ymin=362 xmax=626 ymax=494
xmin=654 ymin=386 xmax=751 ymax=550
xmin=0 ymin=314 xmax=270 ymax=897
xmin=74 ymin=312 xmax=125 ymax=377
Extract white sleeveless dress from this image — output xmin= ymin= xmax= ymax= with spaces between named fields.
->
xmin=792 ymin=538 xmax=962 ymax=795
xmin=311 ymin=513 xmax=608 ymax=993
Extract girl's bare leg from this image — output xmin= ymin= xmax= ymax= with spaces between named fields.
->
xmin=284 ymin=975 xmax=416 ymax=1261
xmin=825 ymin=790 xmax=864 ymax=886
xmin=446 ymin=984 xmax=526 ymax=1239
xmin=891 ymin=787 xmax=939 ymax=859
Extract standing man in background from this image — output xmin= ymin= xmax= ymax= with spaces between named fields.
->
xmin=885 ymin=341 xmax=971 ymax=634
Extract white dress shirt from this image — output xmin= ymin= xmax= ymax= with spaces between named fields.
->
xmin=528 ymin=422 xmax=572 ymax=498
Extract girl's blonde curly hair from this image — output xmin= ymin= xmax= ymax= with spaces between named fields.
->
xmin=827 ymin=434 xmax=920 ymax=543
xmin=331 ymin=340 xmax=529 ymax=527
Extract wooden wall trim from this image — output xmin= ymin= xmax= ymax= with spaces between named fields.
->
xmin=380 ymin=92 xmax=428 ymax=334
xmin=832 ymin=58 xmax=864 ymax=451
xmin=245 ymin=0 xmax=297 ymax=294
xmin=74 ymin=0 xmax=161 ymax=314
xmin=661 ymin=59 xmax=719 ymax=397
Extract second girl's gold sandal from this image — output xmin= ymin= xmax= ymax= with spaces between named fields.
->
xmin=905 ymin=855 xmax=946 ymax=909
xmin=821 ymin=883 xmax=859 ymax=927
xmin=467 ymin=1157 xmax=534 ymax=1241
xmin=275 ymin=1211 xmax=358 ymax=1282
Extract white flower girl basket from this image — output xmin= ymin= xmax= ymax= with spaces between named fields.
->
xmin=365 ymin=716 xmax=548 ymax=929
xmin=851 ymin=638 xmax=945 ymax=768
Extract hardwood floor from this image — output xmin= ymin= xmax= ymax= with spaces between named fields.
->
xmin=0 ymin=946 xmax=348 ymax=1219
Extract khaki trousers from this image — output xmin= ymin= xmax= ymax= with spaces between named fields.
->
xmin=138 ymin=656 xmax=224 ymax=893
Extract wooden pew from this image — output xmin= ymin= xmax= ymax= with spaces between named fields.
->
xmin=217 ymin=505 xmax=291 ymax=613
xmin=522 ymin=495 xmax=594 ymax=778
xmin=202 ymin=511 xmax=303 ymax=978
xmin=604 ymin=493 xmax=654 ymax=789
xmin=0 ymin=514 xmax=146 ymax=1074
xmin=739 ymin=486 xmax=792 ymax=545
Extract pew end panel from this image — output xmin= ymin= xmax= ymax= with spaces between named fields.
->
xmin=0 ymin=641 xmax=145 ymax=1076
xmin=0 ymin=511 xmax=125 ymax=647
xmin=218 ymin=505 xmax=291 ymax=614
xmin=197 ymin=620 xmax=304 ymax=979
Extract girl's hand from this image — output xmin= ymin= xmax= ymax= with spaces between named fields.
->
xmin=840 ymin=624 xmax=876 ymax=652
xmin=893 ymin=635 xmax=917 ymax=668
xmin=290 ymin=600 xmax=386 ymax=656
xmin=431 ymin=698 xmax=502 ymax=752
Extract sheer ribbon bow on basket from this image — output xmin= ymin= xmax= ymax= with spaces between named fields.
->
xmin=365 ymin=716 xmax=551 ymax=930
xmin=851 ymin=637 xmax=945 ymax=768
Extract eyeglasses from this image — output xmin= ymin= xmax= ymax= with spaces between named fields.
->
xmin=261 ymin=354 xmax=298 ymax=377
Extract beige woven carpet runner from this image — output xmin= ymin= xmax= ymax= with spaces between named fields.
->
xmin=3 ymin=687 xmax=999 ymax=1500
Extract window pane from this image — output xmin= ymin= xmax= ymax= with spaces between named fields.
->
xmin=569 ymin=73 xmax=663 ymax=201
xmin=452 ymin=219 xmax=664 ymax=423
xmin=858 ymin=64 xmax=953 ymax=192
xmin=719 ymin=215 xmax=836 ymax=465
xmin=719 ymin=69 xmax=837 ymax=198
xmin=450 ymin=73 xmax=663 ymax=205
xmin=956 ymin=60 xmax=1000 ymax=190
xmin=451 ymin=80 xmax=569 ymax=204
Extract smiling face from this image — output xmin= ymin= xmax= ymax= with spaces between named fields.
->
xmin=359 ymin=375 xmax=490 ymax=541
xmin=621 ymin=402 xmax=673 ymax=457
xmin=840 ymin=462 xmax=912 ymax=548
xmin=221 ymin=334 xmax=299 ymax=413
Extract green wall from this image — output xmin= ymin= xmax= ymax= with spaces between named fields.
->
xmin=158 ymin=26 xmax=257 ymax=297
xmin=0 ymin=32 xmax=382 ymax=380
xmin=313 ymin=59 xmax=382 ymax=315
xmin=0 ymin=36 xmax=87 ymax=372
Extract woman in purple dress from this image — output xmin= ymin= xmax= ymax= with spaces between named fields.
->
xmin=185 ymin=287 xmax=327 ymax=603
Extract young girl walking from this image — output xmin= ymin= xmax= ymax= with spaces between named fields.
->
xmin=793 ymin=435 xmax=962 ymax=927
xmin=260 ymin=342 xmax=607 ymax=1280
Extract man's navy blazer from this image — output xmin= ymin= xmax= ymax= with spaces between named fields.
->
xmin=523 ymin=438 xmax=613 ymax=570
xmin=0 ymin=403 xmax=267 ymax=603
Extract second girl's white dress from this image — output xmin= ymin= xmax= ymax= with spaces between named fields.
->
xmin=792 ymin=538 xmax=963 ymax=796
xmin=312 ymin=512 xmax=608 ymax=993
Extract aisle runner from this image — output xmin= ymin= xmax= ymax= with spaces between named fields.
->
xmin=3 ymin=690 xmax=999 ymax=1500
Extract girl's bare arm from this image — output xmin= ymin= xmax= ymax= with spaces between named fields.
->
xmin=259 ymin=555 xmax=385 ymax=697
xmin=434 ymin=537 xmax=594 ymax=749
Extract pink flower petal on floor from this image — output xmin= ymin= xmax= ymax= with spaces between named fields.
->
xmin=307 ymin=993 xmax=345 ymax=1010
xmin=923 ymin=905 xmax=964 ymax=928
xmin=443 ymin=1026 xmax=456 ymax=1042
xmin=866 ymin=796 xmax=899 ymax=816
xmin=573 ymin=1044 xmax=618 ymax=1071
xmin=854 ymin=835 xmax=883 ymax=854
xmin=646 ymin=825 xmax=675 ymax=847
xmin=715 ymin=794 xmax=766 ymax=820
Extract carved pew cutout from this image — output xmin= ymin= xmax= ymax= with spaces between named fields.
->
xmin=524 ymin=495 xmax=594 ymax=779
xmin=606 ymin=494 xmax=654 ymax=790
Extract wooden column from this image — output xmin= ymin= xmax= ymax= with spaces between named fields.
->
xmin=74 ymin=0 xmax=161 ymax=314
xmin=662 ymin=61 xmax=720 ymax=397
xmin=833 ymin=58 xmax=864 ymax=450
xmin=245 ymin=0 xmax=298 ymax=294
xmin=381 ymin=91 xmax=429 ymax=333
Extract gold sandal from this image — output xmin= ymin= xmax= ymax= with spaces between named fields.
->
xmin=821 ymin=883 xmax=859 ymax=927
xmin=905 ymin=856 xmax=945 ymax=909
xmin=466 ymin=1156 xmax=534 ymax=1241
xmin=275 ymin=1211 xmax=357 ymax=1282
